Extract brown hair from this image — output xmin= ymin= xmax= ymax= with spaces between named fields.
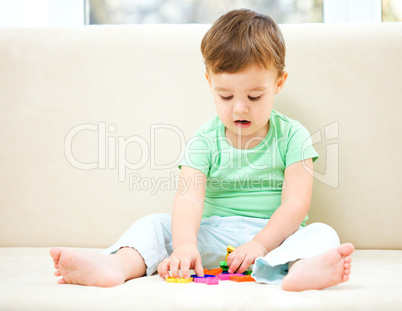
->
xmin=201 ymin=9 xmax=286 ymax=75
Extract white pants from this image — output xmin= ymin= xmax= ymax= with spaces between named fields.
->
xmin=252 ymin=222 xmax=340 ymax=284
xmin=103 ymin=213 xmax=340 ymax=284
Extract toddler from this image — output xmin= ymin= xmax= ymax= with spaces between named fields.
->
xmin=50 ymin=9 xmax=354 ymax=291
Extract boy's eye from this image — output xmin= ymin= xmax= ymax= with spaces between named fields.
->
xmin=220 ymin=95 xmax=233 ymax=101
xmin=248 ymin=95 xmax=261 ymax=101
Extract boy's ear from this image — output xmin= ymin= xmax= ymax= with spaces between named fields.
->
xmin=205 ymin=70 xmax=212 ymax=88
xmin=275 ymin=71 xmax=288 ymax=94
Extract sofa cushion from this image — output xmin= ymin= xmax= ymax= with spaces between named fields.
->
xmin=0 ymin=24 xmax=401 ymax=249
xmin=0 ymin=247 xmax=401 ymax=310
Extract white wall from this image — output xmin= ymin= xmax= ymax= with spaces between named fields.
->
xmin=0 ymin=0 xmax=87 ymax=28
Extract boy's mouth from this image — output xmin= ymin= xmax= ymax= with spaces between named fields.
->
xmin=234 ymin=120 xmax=251 ymax=128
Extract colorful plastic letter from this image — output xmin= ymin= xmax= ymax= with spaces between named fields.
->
xmin=191 ymin=274 xmax=215 ymax=283
xmin=225 ymin=245 xmax=236 ymax=261
xmin=206 ymin=277 xmax=219 ymax=285
xmin=217 ymin=273 xmax=244 ymax=281
xmin=229 ymin=275 xmax=256 ymax=282
xmin=177 ymin=277 xmax=193 ymax=283
xmin=204 ymin=268 xmax=223 ymax=276
xmin=166 ymin=277 xmax=193 ymax=283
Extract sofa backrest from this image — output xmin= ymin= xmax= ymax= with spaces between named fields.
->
xmin=0 ymin=24 xmax=401 ymax=249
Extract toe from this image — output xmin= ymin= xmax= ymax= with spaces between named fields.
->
xmin=57 ymin=278 xmax=67 ymax=284
xmin=342 ymin=274 xmax=350 ymax=282
xmin=50 ymin=247 xmax=63 ymax=260
xmin=339 ymin=243 xmax=355 ymax=257
xmin=54 ymin=270 xmax=61 ymax=277
xmin=344 ymin=269 xmax=351 ymax=275
xmin=344 ymin=263 xmax=351 ymax=269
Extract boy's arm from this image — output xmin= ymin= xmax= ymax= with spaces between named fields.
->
xmin=157 ymin=165 xmax=207 ymax=279
xmin=227 ymin=158 xmax=314 ymax=273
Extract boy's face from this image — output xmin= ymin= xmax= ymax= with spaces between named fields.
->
xmin=206 ymin=64 xmax=287 ymax=149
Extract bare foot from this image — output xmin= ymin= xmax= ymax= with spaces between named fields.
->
xmin=50 ymin=247 xmax=146 ymax=287
xmin=281 ymin=243 xmax=354 ymax=291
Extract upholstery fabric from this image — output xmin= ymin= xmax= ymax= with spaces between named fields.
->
xmin=1 ymin=24 xmax=401 ymax=249
xmin=0 ymin=248 xmax=401 ymax=310
xmin=0 ymin=23 xmax=401 ymax=310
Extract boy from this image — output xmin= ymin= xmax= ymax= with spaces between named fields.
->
xmin=51 ymin=9 xmax=353 ymax=291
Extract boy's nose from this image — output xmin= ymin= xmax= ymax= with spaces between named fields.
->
xmin=233 ymin=100 xmax=249 ymax=113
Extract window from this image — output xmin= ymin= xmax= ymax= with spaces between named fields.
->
xmin=383 ymin=0 xmax=402 ymax=21
xmin=89 ymin=0 xmax=324 ymax=24
xmin=1 ymin=0 xmax=400 ymax=28
xmin=0 ymin=0 xmax=86 ymax=28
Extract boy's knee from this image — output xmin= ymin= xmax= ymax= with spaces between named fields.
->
xmin=306 ymin=222 xmax=340 ymax=246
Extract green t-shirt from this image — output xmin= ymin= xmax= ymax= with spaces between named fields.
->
xmin=178 ymin=110 xmax=319 ymax=226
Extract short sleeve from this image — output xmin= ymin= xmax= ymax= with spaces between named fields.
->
xmin=178 ymin=134 xmax=211 ymax=177
xmin=285 ymin=122 xmax=319 ymax=168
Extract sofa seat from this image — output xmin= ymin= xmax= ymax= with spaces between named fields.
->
xmin=1 ymin=23 xmax=401 ymax=310
xmin=0 ymin=247 xmax=401 ymax=310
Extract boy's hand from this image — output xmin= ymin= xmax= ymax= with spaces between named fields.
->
xmin=157 ymin=243 xmax=204 ymax=279
xmin=227 ymin=240 xmax=268 ymax=274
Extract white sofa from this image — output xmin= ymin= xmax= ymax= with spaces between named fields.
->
xmin=0 ymin=23 xmax=401 ymax=310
